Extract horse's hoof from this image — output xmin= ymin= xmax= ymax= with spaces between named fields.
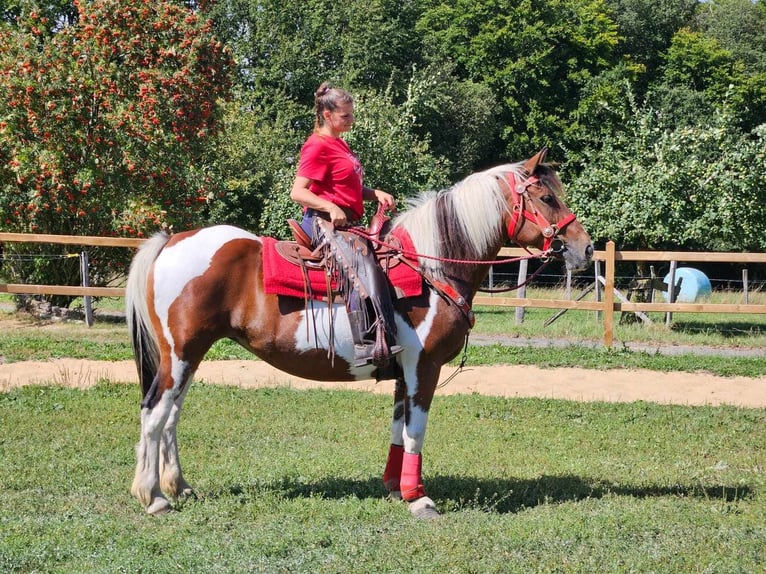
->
xmin=178 ymin=487 xmax=196 ymax=500
xmin=146 ymin=497 xmax=172 ymax=516
xmin=408 ymin=496 xmax=440 ymax=519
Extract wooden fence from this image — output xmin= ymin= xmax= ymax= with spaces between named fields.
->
xmin=2 ymin=232 xmax=766 ymax=347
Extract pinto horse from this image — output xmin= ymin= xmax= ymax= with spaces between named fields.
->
xmin=126 ymin=148 xmax=593 ymax=517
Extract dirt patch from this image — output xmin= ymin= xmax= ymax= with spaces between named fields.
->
xmin=1 ymin=358 xmax=765 ymax=408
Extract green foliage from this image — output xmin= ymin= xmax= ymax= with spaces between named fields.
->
xmin=603 ymin=0 xmax=698 ymax=90
xmin=204 ymin=97 xmax=305 ymax=236
xmin=209 ymin=0 xmax=423 ymax=103
xmin=406 ymin=61 xmax=499 ymax=178
xmin=0 ymin=0 xmax=78 ymax=29
xmin=418 ymin=0 xmax=620 ymax=159
xmin=0 ymin=0 xmax=234 ymax=303
xmin=663 ymin=28 xmax=737 ymax=93
xmin=694 ymin=0 xmax=766 ymax=130
xmin=566 ymin=98 xmax=766 ymax=252
xmin=696 ymin=0 xmax=766 ymax=74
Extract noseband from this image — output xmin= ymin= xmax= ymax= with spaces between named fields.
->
xmin=504 ymin=172 xmax=577 ymax=252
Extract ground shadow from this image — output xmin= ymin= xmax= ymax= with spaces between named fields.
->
xmin=670 ymin=320 xmax=766 ymax=339
xmin=215 ymin=473 xmax=753 ymax=515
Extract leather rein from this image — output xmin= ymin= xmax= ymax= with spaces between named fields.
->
xmin=345 ymin=170 xmax=580 ymax=318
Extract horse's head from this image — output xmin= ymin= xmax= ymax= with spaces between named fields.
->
xmin=504 ymin=148 xmax=593 ymax=271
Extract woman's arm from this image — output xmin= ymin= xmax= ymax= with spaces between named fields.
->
xmin=291 ymin=175 xmax=348 ymax=226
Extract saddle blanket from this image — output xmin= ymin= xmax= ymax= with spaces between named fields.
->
xmin=261 ymin=231 xmax=423 ymax=301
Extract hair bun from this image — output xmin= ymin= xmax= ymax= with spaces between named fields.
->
xmin=315 ymin=82 xmax=331 ymax=98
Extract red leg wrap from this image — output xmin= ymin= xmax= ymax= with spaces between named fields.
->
xmin=383 ymin=444 xmax=404 ymax=492
xmin=400 ymin=452 xmax=426 ymax=501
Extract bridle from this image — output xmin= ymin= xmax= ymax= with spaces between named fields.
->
xmin=504 ymin=172 xmax=577 ymax=253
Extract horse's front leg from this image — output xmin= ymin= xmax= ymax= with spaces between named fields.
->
xmin=383 ymin=377 xmax=406 ymax=497
xmin=383 ymin=375 xmax=440 ymax=519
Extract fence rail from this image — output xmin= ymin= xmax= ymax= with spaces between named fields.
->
xmin=2 ymin=233 xmax=766 ymax=346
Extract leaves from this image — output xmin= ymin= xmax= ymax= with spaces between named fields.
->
xmin=0 ymin=0 xmax=234 ymax=301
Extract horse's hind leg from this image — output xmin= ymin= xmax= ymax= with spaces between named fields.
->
xmin=131 ymin=389 xmax=175 ymax=514
xmin=131 ymin=362 xmax=193 ymax=515
xmin=159 ymin=383 xmax=194 ymax=500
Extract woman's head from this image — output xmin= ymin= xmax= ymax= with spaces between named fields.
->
xmin=314 ymin=82 xmax=354 ymax=134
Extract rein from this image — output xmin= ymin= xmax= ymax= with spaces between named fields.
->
xmin=347 ymin=226 xmax=558 ymax=267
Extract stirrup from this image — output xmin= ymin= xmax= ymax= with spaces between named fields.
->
xmin=353 ymin=343 xmax=403 ymax=368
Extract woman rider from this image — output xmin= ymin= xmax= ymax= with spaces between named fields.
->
xmin=290 ymin=82 xmax=401 ymax=369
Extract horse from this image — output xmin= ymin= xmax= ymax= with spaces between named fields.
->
xmin=125 ymin=148 xmax=593 ymax=518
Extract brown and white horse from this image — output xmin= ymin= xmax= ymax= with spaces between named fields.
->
xmin=126 ymin=148 xmax=593 ymax=517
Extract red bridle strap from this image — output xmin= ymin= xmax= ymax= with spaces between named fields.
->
xmin=504 ymin=173 xmax=577 ymax=251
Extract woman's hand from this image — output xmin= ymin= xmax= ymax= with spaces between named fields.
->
xmin=291 ymin=175 xmax=348 ymax=226
xmin=367 ymin=188 xmax=396 ymax=211
xmin=327 ymin=204 xmax=348 ymax=227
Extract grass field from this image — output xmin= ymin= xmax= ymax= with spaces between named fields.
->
xmin=2 ymin=292 xmax=766 ymax=572
xmin=1 ymin=384 xmax=765 ymax=573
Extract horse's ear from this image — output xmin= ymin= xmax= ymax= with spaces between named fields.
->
xmin=522 ymin=147 xmax=549 ymax=176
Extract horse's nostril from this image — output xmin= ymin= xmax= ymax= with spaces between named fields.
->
xmin=585 ymin=244 xmax=594 ymax=259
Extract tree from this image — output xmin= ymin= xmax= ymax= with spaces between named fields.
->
xmin=602 ymin=0 xmax=697 ymax=92
xmin=417 ymin=0 xmax=619 ymax=161
xmin=205 ymin=0 xmax=456 ymax=239
xmin=696 ymin=0 xmax=766 ymax=74
xmin=0 ymin=0 xmax=234 ymax=304
xmin=694 ymin=0 xmax=766 ymax=131
xmin=566 ymin=98 xmax=766 ymax=253
xmin=208 ymin=0 xmax=425 ymax=110
xmin=0 ymin=0 xmax=77 ymax=28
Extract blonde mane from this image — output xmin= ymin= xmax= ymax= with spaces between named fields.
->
xmin=392 ymin=163 xmax=527 ymax=278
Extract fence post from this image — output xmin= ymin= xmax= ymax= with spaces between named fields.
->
xmin=743 ymin=268 xmax=749 ymax=304
xmin=515 ymin=259 xmax=528 ymax=324
xmin=603 ymin=241 xmax=615 ymax=347
xmin=594 ymin=259 xmax=602 ymax=322
xmin=80 ymin=251 xmax=93 ymax=327
xmin=665 ymin=260 xmax=677 ymax=326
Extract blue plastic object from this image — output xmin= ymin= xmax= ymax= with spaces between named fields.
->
xmin=662 ymin=267 xmax=712 ymax=302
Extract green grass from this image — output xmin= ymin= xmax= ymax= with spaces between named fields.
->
xmin=1 ymin=383 xmax=765 ymax=573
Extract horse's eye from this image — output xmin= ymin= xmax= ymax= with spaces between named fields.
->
xmin=540 ymin=195 xmax=555 ymax=205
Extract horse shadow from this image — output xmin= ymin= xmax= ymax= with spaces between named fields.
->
xmin=222 ymin=474 xmax=753 ymax=515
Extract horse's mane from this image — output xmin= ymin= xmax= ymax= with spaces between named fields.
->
xmin=392 ymin=162 xmax=530 ymax=279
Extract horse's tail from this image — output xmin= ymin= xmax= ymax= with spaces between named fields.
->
xmin=125 ymin=231 xmax=170 ymax=398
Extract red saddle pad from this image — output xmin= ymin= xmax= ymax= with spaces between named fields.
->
xmin=261 ymin=230 xmax=423 ymax=301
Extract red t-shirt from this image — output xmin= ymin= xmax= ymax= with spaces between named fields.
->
xmin=297 ymin=133 xmax=364 ymax=220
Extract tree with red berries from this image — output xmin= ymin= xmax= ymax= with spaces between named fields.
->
xmin=0 ymin=0 xmax=233 ymax=303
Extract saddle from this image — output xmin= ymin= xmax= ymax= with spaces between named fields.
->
xmin=272 ymin=206 xmax=405 ymax=371
xmin=275 ymin=207 xmax=402 ymax=272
